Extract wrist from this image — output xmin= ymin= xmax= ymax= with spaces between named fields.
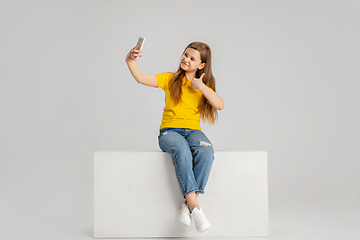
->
xmin=197 ymin=82 xmax=206 ymax=91
xmin=126 ymin=58 xmax=134 ymax=64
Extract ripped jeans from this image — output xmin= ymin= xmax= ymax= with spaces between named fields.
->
xmin=158 ymin=128 xmax=214 ymax=198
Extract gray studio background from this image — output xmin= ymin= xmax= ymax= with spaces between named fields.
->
xmin=1 ymin=0 xmax=359 ymax=239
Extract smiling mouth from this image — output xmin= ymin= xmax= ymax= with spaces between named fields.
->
xmin=182 ymin=62 xmax=188 ymax=66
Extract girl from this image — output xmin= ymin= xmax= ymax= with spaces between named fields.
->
xmin=125 ymin=41 xmax=224 ymax=233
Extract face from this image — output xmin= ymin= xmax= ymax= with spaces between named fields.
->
xmin=180 ymin=48 xmax=205 ymax=73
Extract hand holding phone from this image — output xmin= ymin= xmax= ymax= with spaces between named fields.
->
xmin=135 ymin=37 xmax=145 ymax=59
xmin=134 ymin=37 xmax=145 ymax=60
xmin=126 ymin=37 xmax=145 ymax=62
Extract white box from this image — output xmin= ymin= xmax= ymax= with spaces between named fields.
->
xmin=94 ymin=151 xmax=268 ymax=238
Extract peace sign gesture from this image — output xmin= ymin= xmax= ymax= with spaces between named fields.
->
xmin=191 ymin=73 xmax=206 ymax=90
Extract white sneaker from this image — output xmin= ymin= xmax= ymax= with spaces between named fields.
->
xmin=177 ymin=203 xmax=191 ymax=226
xmin=191 ymin=207 xmax=211 ymax=232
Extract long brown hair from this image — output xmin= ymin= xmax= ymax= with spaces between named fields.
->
xmin=168 ymin=42 xmax=218 ymax=124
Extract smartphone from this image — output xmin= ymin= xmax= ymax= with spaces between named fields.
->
xmin=135 ymin=37 xmax=145 ymax=59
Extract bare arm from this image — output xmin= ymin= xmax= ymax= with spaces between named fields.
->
xmin=125 ymin=43 xmax=158 ymax=88
xmin=191 ymin=73 xmax=224 ymax=110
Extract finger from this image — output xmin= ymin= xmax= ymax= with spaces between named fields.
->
xmin=131 ymin=43 xmax=141 ymax=52
xmin=200 ymin=73 xmax=205 ymax=79
xmin=134 ymin=42 xmax=141 ymax=50
xmin=130 ymin=50 xmax=142 ymax=58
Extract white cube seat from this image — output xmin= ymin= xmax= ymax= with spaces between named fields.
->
xmin=94 ymin=150 xmax=268 ymax=238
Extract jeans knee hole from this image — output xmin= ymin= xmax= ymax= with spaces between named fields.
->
xmin=199 ymin=141 xmax=212 ymax=147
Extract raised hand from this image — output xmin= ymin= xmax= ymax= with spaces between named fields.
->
xmin=126 ymin=42 xmax=142 ymax=62
xmin=191 ymin=73 xmax=206 ymax=90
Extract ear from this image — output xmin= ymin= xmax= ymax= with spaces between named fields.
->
xmin=198 ymin=63 xmax=205 ymax=70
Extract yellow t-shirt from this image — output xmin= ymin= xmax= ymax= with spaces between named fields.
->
xmin=155 ymin=72 xmax=203 ymax=130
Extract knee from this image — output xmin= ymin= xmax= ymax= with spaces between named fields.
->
xmin=169 ymin=146 xmax=192 ymax=164
xmin=196 ymin=144 xmax=214 ymax=161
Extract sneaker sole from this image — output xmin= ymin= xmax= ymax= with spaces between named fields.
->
xmin=178 ymin=217 xmax=191 ymax=227
xmin=196 ymin=222 xmax=211 ymax=232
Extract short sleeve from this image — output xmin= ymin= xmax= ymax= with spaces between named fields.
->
xmin=155 ymin=72 xmax=173 ymax=90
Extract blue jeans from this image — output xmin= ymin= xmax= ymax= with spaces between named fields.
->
xmin=158 ymin=128 xmax=215 ymax=198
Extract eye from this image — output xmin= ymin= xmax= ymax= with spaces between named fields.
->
xmin=184 ymin=53 xmax=188 ymax=57
xmin=191 ymin=58 xmax=195 ymax=61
